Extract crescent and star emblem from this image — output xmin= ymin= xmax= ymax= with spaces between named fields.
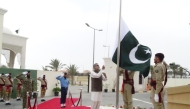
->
xmin=129 ymin=44 xmax=151 ymax=64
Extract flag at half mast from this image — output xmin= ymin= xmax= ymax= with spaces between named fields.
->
xmin=112 ymin=18 xmax=152 ymax=78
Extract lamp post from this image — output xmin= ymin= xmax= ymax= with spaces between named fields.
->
xmin=103 ymin=45 xmax=110 ymax=57
xmin=85 ymin=23 xmax=103 ymax=93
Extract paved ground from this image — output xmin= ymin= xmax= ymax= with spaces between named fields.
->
xmin=0 ymin=86 xmax=167 ymax=109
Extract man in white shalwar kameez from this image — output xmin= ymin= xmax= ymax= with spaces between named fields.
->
xmin=90 ymin=63 xmax=107 ymax=109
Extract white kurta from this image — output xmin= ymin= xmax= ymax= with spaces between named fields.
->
xmin=90 ymin=70 xmax=107 ymax=101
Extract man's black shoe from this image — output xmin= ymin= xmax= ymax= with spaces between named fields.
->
xmin=16 ymin=99 xmax=21 ymax=101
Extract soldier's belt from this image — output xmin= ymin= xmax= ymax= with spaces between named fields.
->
xmin=0 ymin=86 xmax=3 ymax=91
xmin=0 ymin=84 xmax=5 ymax=86
xmin=5 ymin=86 xmax=12 ymax=93
xmin=17 ymin=84 xmax=22 ymax=90
xmin=123 ymin=80 xmax=133 ymax=83
xmin=150 ymin=81 xmax=156 ymax=86
xmin=41 ymin=85 xmax=47 ymax=87
xmin=5 ymin=85 xmax=12 ymax=87
xmin=41 ymin=85 xmax=47 ymax=90
xmin=123 ymin=80 xmax=135 ymax=94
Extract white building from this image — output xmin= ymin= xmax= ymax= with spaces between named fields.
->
xmin=0 ymin=7 xmax=27 ymax=68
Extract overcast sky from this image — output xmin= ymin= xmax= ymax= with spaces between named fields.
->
xmin=0 ymin=0 xmax=190 ymax=72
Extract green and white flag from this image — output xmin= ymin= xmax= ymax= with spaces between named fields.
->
xmin=111 ymin=18 xmax=152 ymax=77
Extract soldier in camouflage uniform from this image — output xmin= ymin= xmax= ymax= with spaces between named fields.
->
xmin=14 ymin=76 xmax=23 ymax=101
xmin=1 ymin=73 xmax=13 ymax=105
xmin=0 ymin=73 xmax=5 ymax=102
xmin=16 ymin=71 xmax=34 ymax=109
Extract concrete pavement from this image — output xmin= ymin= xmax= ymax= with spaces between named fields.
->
xmin=0 ymin=86 xmax=167 ymax=109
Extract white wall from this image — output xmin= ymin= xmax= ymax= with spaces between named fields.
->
xmin=37 ymin=71 xmax=89 ymax=97
xmin=166 ymin=78 xmax=190 ymax=88
xmin=103 ymin=58 xmax=117 ymax=91
xmin=37 ymin=71 xmax=63 ymax=97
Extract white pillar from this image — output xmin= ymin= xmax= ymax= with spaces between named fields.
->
xmin=133 ymin=72 xmax=139 ymax=91
xmin=21 ymin=44 xmax=26 ymax=69
xmin=8 ymin=50 xmax=16 ymax=68
xmin=0 ymin=8 xmax=7 ymax=65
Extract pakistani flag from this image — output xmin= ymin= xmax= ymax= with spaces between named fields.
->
xmin=112 ymin=18 xmax=152 ymax=78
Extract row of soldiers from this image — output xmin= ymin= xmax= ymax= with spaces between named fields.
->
xmin=120 ymin=53 xmax=167 ymax=109
xmin=0 ymin=71 xmax=48 ymax=109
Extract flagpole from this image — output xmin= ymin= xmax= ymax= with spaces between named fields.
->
xmin=116 ymin=0 xmax=122 ymax=109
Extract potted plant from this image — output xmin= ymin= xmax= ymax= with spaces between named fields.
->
xmin=52 ymin=83 xmax=61 ymax=96
xmin=112 ymin=79 xmax=116 ymax=92
xmin=33 ymin=80 xmax=38 ymax=98
xmin=103 ymin=84 xmax=109 ymax=92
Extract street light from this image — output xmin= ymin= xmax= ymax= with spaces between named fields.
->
xmin=85 ymin=23 xmax=103 ymax=31
xmin=85 ymin=23 xmax=103 ymax=93
xmin=103 ymin=45 xmax=110 ymax=57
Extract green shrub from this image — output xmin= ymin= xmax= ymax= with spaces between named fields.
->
xmin=52 ymin=83 xmax=61 ymax=92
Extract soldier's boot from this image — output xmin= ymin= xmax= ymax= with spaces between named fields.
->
xmin=16 ymin=97 xmax=21 ymax=101
xmin=0 ymin=98 xmax=4 ymax=102
xmin=41 ymin=98 xmax=45 ymax=102
xmin=8 ymin=101 xmax=11 ymax=105
xmin=5 ymin=101 xmax=11 ymax=105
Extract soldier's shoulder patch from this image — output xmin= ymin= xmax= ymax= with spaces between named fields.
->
xmin=155 ymin=70 xmax=159 ymax=73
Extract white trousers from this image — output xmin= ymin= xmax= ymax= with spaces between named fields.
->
xmin=91 ymin=101 xmax=101 ymax=109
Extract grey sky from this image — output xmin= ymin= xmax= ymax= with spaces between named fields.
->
xmin=0 ymin=0 xmax=190 ymax=72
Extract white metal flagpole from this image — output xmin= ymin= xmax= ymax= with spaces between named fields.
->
xmin=116 ymin=0 xmax=122 ymax=109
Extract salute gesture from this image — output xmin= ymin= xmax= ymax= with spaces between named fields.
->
xmin=102 ymin=65 xmax=107 ymax=78
xmin=102 ymin=65 xmax=105 ymax=70
xmin=22 ymin=72 xmax=27 ymax=75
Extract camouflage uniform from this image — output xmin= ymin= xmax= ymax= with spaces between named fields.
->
xmin=1 ymin=74 xmax=13 ymax=105
xmin=37 ymin=76 xmax=47 ymax=101
xmin=14 ymin=77 xmax=23 ymax=100
xmin=16 ymin=74 xmax=34 ymax=109
xmin=0 ymin=74 xmax=5 ymax=102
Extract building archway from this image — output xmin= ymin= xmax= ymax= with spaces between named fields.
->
xmin=1 ymin=54 xmax=8 ymax=67
xmin=0 ymin=8 xmax=27 ymax=69
xmin=1 ymin=27 xmax=27 ymax=69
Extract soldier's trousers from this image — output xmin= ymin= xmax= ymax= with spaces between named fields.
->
xmin=151 ymin=87 xmax=165 ymax=109
xmin=123 ymin=84 xmax=133 ymax=109
xmin=22 ymin=91 xmax=32 ymax=109
xmin=0 ymin=86 xmax=5 ymax=99
xmin=3 ymin=86 xmax=12 ymax=101
xmin=17 ymin=89 xmax=22 ymax=98
xmin=41 ymin=87 xmax=46 ymax=98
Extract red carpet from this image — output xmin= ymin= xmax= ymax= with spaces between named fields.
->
xmin=37 ymin=98 xmax=90 ymax=109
